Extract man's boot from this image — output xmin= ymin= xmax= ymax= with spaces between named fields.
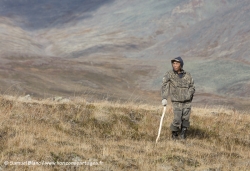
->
xmin=180 ymin=127 xmax=187 ymax=139
xmin=172 ymin=131 xmax=178 ymax=140
xmin=170 ymin=124 xmax=179 ymax=140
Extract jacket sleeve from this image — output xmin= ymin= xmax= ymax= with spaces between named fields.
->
xmin=161 ymin=73 xmax=170 ymax=100
xmin=189 ymin=76 xmax=195 ymax=100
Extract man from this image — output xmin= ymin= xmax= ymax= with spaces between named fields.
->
xmin=161 ymin=56 xmax=195 ymax=140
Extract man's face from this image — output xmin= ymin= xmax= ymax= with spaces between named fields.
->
xmin=172 ymin=61 xmax=181 ymax=72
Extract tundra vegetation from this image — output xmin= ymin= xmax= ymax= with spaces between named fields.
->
xmin=0 ymin=95 xmax=249 ymax=171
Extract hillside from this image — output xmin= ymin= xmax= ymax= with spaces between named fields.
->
xmin=0 ymin=0 xmax=250 ymax=109
xmin=0 ymin=17 xmax=44 ymax=57
xmin=0 ymin=96 xmax=249 ymax=170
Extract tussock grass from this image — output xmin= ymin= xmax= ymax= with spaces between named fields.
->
xmin=0 ymin=96 xmax=249 ymax=171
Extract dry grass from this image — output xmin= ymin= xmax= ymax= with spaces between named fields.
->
xmin=0 ymin=96 xmax=249 ymax=171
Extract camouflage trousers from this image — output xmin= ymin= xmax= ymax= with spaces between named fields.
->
xmin=170 ymin=102 xmax=191 ymax=131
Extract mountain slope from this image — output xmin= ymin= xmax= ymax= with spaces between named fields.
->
xmin=0 ymin=17 xmax=44 ymax=57
xmin=0 ymin=0 xmax=249 ymax=108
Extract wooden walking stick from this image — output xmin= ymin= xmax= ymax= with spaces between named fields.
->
xmin=155 ymin=106 xmax=166 ymax=143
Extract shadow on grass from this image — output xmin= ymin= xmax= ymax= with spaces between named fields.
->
xmin=187 ymin=127 xmax=212 ymax=139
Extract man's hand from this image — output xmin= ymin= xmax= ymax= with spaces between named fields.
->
xmin=162 ymin=99 xmax=167 ymax=106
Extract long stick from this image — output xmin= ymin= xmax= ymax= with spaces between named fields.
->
xmin=155 ymin=106 xmax=166 ymax=143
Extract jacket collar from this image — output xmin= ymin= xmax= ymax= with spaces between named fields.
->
xmin=173 ymin=69 xmax=185 ymax=74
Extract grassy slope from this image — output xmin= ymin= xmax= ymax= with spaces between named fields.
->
xmin=0 ymin=55 xmax=158 ymax=105
xmin=0 ymin=96 xmax=249 ymax=171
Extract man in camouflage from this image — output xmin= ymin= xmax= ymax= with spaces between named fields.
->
xmin=161 ymin=57 xmax=195 ymax=140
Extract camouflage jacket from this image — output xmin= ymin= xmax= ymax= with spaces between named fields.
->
xmin=161 ymin=70 xmax=195 ymax=103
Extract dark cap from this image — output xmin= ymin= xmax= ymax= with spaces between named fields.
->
xmin=171 ymin=56 xmax=184 ymax=68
